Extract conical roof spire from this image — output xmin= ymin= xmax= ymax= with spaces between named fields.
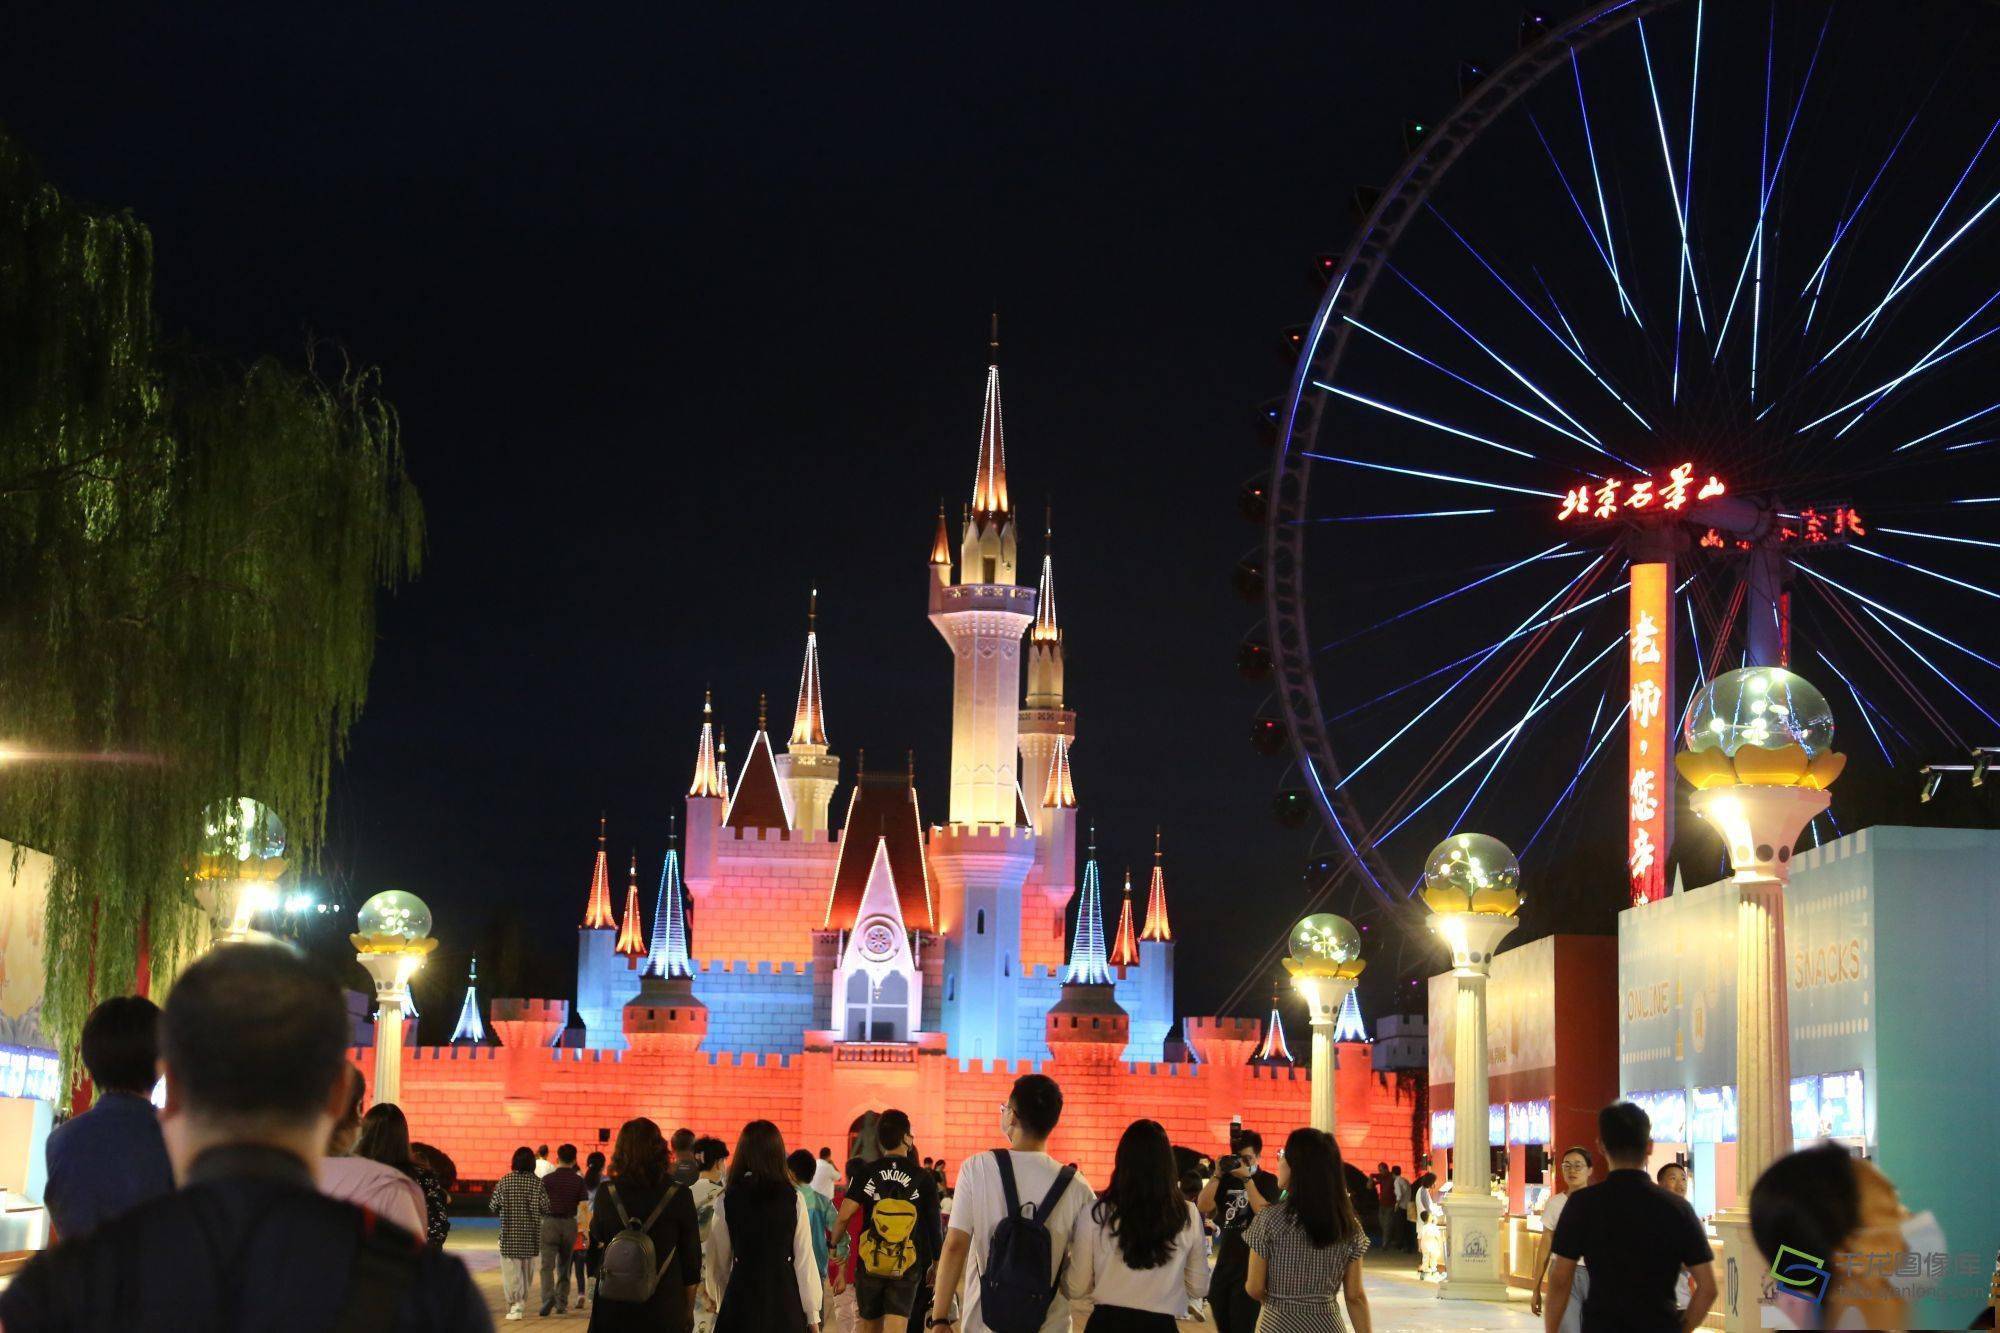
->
xmin=1255 ymin=991 xmax=1295 ymax=1065
xmin=790 ymin=590 xmax=828 ymax=749
xmin=1065 ymin=828 xmax=1112 ymax=985
xmin=717 ymin=726 xmax=731 ymax=798
xmin=1032 ymin=505 xmax=1060 ymax=644
xmin=615 ymin=851 xmax=647 ymax=956
xmin=1109 ymin=867 xmax=1139 ymax=967
xmin=690 ymin=692 xmax=724 ymax=798
xmin=930 ymin=502 xmax=953 ymax=567
xmin=646 ymin=817 xmax=693 ymax=979
xmin=581 ymin=815 xmax=616 ymax=928
xmin=1140 ymin=827 xmax=1172 ymax=942
xmin=970 ymin=316 xmax=1010 ymax=525
xmin=1333 ymin=987 xmax=1369 ymax=1042
xmin=449 ymin=958 xmax=486 ymax=1044
xmin=1041 ymin=734 xmax=1077 ymax=809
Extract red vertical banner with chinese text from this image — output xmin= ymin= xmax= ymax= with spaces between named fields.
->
xmin=1628 ymin=562 xmax=1672 ymax=904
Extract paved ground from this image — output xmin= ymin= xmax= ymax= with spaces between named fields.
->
xmin=446 ymin=1220 xmax=1541 ymax=1331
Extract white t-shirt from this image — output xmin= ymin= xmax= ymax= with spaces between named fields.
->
xmin=533 ymin=1157 xmax=556 ymax=1178
xmin=947 ymin=1149 xmax=1094 ymax=1333
xmin=811 ymin=1157 xmax=840 ymax=1202
xmin=1064 ymin=1199 xmax=1208 ymax=1319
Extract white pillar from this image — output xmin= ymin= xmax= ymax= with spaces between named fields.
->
xmin=1690 ymin=784 xmax=1826 ymax=1333
xmin=1291 ymin=974 xmax=1354 ymax=1135
xmin=1431 ymin=912 xmax=1517 ymax=1303
xmin=357 ymin=952 xmax=420 ymax=1107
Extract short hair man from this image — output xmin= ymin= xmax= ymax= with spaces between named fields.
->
xmin=537 ymin=1144 xmax=589 ymax=1315
xmin=1198 ymin=1127 xmax=1278 ymax=1333
xmin=43 ymin=995 xmax=175 ymax=1241
xmin=838 ymin=1109 xmax=943 ymax=1333
xmin=1544 ymin=1102 xmax=1716 ymax=1333
xmin=672 ymin=1126 xmax=700 ymax=1187
xmin=0 ymin=944 xmax=486 ymax=1330
xmin=789 ymin=1149 xmax=841 ymax=1331
xmin=930 ymin=1074 xmax=1090 ymax=1333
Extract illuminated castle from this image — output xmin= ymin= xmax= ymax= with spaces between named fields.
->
xmin=569 ymin=329 xmax=1179 ymax=1063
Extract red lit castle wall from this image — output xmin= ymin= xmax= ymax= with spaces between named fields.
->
xmin=359 ymin=1017 xmax=1422 ymax=1188
xmin=686 ymin=828 xmax=840 ymax=968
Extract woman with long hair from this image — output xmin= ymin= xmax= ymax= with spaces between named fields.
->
xmin=1530 ymin=1146 xmax=1594 ymax=1329
xmin=588 ymin=1117 xmax=703 ymax=1332
xmin=317 ymin=1072 xmax=426 ymax=1239
xmin=704 ymin=1120 xmax=822 ymax=1332
xmin=409 ymin=1141 xmax=458 ymax=1248
xmin=1243 ymin=1128 xmax=1371 ymax=1333
xmin=1064 ymin=1119 xmax=1208 ymax=1331
xmin=354 ymin=1105 xmax=451 ymax=1248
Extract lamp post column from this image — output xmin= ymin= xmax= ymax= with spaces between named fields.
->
xmin=1433 ymin=912 xmax=1517 ymax=1303
xmin=1292 ymin=974 xmax=1354 ymax=1134
xmin=357 ymin=953 xmax=415 ymax=1105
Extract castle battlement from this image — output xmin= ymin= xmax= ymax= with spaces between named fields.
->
xmin=692 ymin=959 xmax=813 ymax=976
xmin=399 ymin=1045 xmax=501 ymax=1062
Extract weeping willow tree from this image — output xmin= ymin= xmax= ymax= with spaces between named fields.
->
xmin=0 ymin=130 xmax=424 ymax=1071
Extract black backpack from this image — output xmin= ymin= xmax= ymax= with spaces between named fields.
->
xmin=597 ymin=1183 xmax=680 ymax=1303
xmin=978 ymin=1150 xmax=1076 ymax=1333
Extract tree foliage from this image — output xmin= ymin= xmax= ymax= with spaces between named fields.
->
xmin=0 ymin=130 xmax=423 ymax=1071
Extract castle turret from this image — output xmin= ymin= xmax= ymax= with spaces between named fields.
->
xmin=615 ymin=852 xmax=647 ymax=960
xmin=645 ymin=818 xmax=694 ymax=981
xmin=1109 ymin=869 xmax=1139 ymax=969
xmin=625 ymin=823 xmax=707 ymax=1057
xmin=1046 ymin=836 xmax=1128 ymax=1064
xmin=581 ymin=815 xmax=615 ymax=929
xmin=1125 ymin=829 xmax=1177 ymax=1061
xmin=685 ymin=692 xmax=725 ymax=902
xmin=449 ymin=957 xmax=486 ymax=1045
xmin=723 ymin=696 xmax=791 ymax=833
xmin=1253 ymin=991 xmax=1295 ymax=1066
xmin=577 ymin=822 xmax=643 ymax=1049
xmin=931 ymin=321 xmax=1039 ymax=1061
xmin=775 ymin=594 xmax=840 ymax=837
xmin=1018 ymin=514 xmax=1076 ymax=839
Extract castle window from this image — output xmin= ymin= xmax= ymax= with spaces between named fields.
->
xmin=1003 ymin=955 xmax=1010 ymax=978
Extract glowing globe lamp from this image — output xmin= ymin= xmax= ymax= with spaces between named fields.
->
xmin=1284 ymin=912 xmax=1365 ymax=978
xmin=1677 ymin=667 xmax=1845 ymax=790
xmin=195 ymin=797 xmax=288 ymax=881
xmin=353 ymin=890 xmax=436 ymax=954
xmin=1420 ymin=833 xmax=1522 ymax=916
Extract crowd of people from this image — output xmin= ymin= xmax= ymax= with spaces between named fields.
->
xmin=0 ymin=942 xmax=1976 ymax=1332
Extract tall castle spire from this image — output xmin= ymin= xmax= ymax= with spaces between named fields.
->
xmin=615 ymin=851 xmax=647 ymax=957
xmin=778 ymin=591 xmax=840 ymax=836
xmin=716 ymin=726 xmax=730 ymax=800
xmin=1333 ymin=987 xmax=1369 ymax=1042
xmin=1040 ymin=734 xmax=1076 ymax=808
xmin=581 ymin=815 xmax=616 ymax=929
xmin=791 ymin=592 xmax=827 ymax=747
xmin=646 ymin=817 xmax=693 ymax=979
xmin=1109 ymin=866 xmax=1139 ymax=968
xmin=689 ymin=692 xmax=723 ymax=798
xmin=449 ymin=958 xmax=486 ymax=1044
xmin=1254 ymin=991 xmax=1295 ymax=1065
xmin=959 ymin=313 xmax=1018 ymax=587
xmin=1140 ymin=828 xmax=1172 ymax=941
xmin=1065 ymin=831 xmax=1113 ymax=986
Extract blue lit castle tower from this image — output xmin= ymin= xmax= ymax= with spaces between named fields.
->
xmin=568 ymin=324 xmax=1176 ymax=1062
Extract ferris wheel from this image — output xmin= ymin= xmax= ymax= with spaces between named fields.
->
xmin=1246 ymin=0 xmax=2000 ymax=985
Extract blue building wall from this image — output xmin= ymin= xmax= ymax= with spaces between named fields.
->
xmin=941 ymin=874 xmax=1026 ymax=1062
xmin=692 ymin=961 xmax=817 ymax=1056
xmin=1013 ymin=962 xmax=1175 ymax=1064
xmin=577 ymin=928 xmax=642 ymax=1051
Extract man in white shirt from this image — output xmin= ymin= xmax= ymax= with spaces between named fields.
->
xmin=533 ymin=1143 xmax=556 ymax=1178
xmin=928 ymin=1074 xmax=1092 ymax=1333
xmin=812 ymin=1146 xmax=841 ymax=1202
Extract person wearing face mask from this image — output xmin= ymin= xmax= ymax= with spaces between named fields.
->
xmin=1197 ymin=1129 xmax=1279 ymax=1333
xmin=1751 ymin=1143 xmax=1943 ymax=1331
xmin=1531 ymin=1147 xmax=1595 ymax=1327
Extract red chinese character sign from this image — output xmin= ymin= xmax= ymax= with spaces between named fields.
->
xmin=1558 ymin=463 xmax=1725 ymax=522
xmin=1628 ymin=563 xmax=1671 ymax=905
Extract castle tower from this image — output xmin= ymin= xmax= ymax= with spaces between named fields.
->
xmin=1018 ymin=514 xmax=1075 ymax=839
xmin=1045 ymin=836 xmax=1128 ymax=1064
xmin=775 ymin=591 xmax=840 ymax=836
xmin=1125 ymin=829 xmax=1177 ymax=1062
xmin=1253 ymin=991 xmax=1295 ymax=1066
xmin=1109 ymin=869 xmax=1139 ymax=969
xmin=449 ymin=957 xmax=486 ymax=1045
xmin=685 ymin=693 xmax=725 ymax=913
xmin=1332 ymin=987 xmax=1368 ymax=1042
xmin=723 ymin=695 xmax=792 ymax=833
xmin=626 ymin=822 xmax=706 ymax=1057
xmin=615 ymin=852 xmax=647 ymax=960
xmin=831 ymin=839 xmax=923 ymax=1042
xmin=930 ymin=319 xmax=1039 ymax=1061
xmin=576 ymin=821 xmax=642 ymax=1050
xmin=1023 ymin=734 xmax=1078 ymax=969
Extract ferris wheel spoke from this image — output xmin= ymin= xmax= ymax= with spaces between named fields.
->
xmin=1313 ymin=382 xmax=1537 ymax=459
xmin=1637 ymin=16 xmax=1708 ymax=401
xmin=1796 ymin=563 xmax=2000 ymax=672
xmin=1301 ymin=451 xmax=1564 ymax=499
xmin=1811 ymin=649 xmax=1898 ymax=766
xmin=1854 ymin=602 xmax=2000 ymax=729
xmin=1449 ymin=626 xmax=1588 ymax=834
xmin=1567 ymin=48 xmax=1641 ymax=325
xmin=1332 ymin=555 xmax=1613 ymax=786
xmin=1521 ymin=695 xmax=1629 ymax=857
xmin=1796 ymin=295 xmax=2000 ymax=436
xmin=1314 ymin=543 xmax=1582 ymax=653
xmin=1528 ymin=112 xmax=1641 ymax=325
xmin=1873 ymin=525 xmax=2000 ymax=551
xmin=1373 ymin=630 xmax=1629 ymax=845
xmin=1893 ymin=401 xmax=2000 ymax=454
xmin=1848 ymin=543 xmax=2000 ymax=602
xmin=1799 ymin=109 xmax=1920 ymax=336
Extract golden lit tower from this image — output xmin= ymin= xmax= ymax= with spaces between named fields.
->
xmin=776 ymin=591 xmax=840 ymax=836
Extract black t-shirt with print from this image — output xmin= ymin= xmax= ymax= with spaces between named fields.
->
xmin=1213 ymin=1168 xmax=1279 ymax=1271
xmin=851 ymin=1153 xmax=943 ymax=1268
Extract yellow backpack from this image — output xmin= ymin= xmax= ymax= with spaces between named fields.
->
xmin=858 ymin=1196 xmax=920 ymax=1279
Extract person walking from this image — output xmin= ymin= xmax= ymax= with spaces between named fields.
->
xmin=354 ymin=1103 xmax=435 ymax=1246
xmin=412 ymin=1142 xmax=458 ymax=1248
xmin=319 ymin=1065 xmax=427 ymax=1237
xmin=673 ymin=1128 xmax=702 ymax=1187
xmin=690 ymin=1136 xmax=730 ymax=1332
xmin=1388 ymin=1168 xmax=1411 ymax=1252
xmin=588 ymin=1117 xmax=702 ymax=1333
xmin=1751 ymin=1143 xmax=1935 ymax=1331
xmin=704 ymin=1119 xmax=822 ymax=1332
xmin=0 ymin=943 xmax=486 ymax=1330
xmin=1366 ymin=1164 xmax=1391 ymax=1251
xmin=492 ymin=1146 xmax=551 ymax=1321
xmin=791 ymin=1149 xmax=841 ymax=1332
xmin=1064 ymin=1119 xmax=1207 ymax=1332
xmin=1543 ymin=1103 xmax=1716 ymax=1333
xmin=1242 ymin=1128 xmax=1371 ymax=1333
xmin=539 ymin=1143 xmax=591 ymax=1315
xmin=929 ymin=1072 xmax=1093 ymax=1333
xmin=1530 ymin=1148 xmax=1593 ymax=1325
xmin=837 ymin=1108 xmax=942 ymax=1333
xmin=812 ymin=1146 xmax=841 ymax=1202
xmin=573 ymin=1150 xmax=606 ymax=1309
xmin=535 ymin=1145 xmax=555 ymax=1178
xmin=1198 ymin=1129 xmax=1278 ymax=1333
xmin=42 ymin=995 xmax=175 ymax=1242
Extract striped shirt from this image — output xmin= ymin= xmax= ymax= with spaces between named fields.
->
xmin=1243 ymin=1205 xmax=1368 ymax=1333
xmin=489 ymin=1170 xmax=550 ymax=1258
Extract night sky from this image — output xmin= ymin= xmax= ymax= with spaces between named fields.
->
xmin=5 ymin=3 xmax=1994 ymax=1036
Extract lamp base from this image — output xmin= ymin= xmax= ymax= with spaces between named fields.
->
xmin=1711 ymin=1206 xmax=1779 ymax=1332
xmin=1436 ymin=1192 xmax=1515 ymax=1302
